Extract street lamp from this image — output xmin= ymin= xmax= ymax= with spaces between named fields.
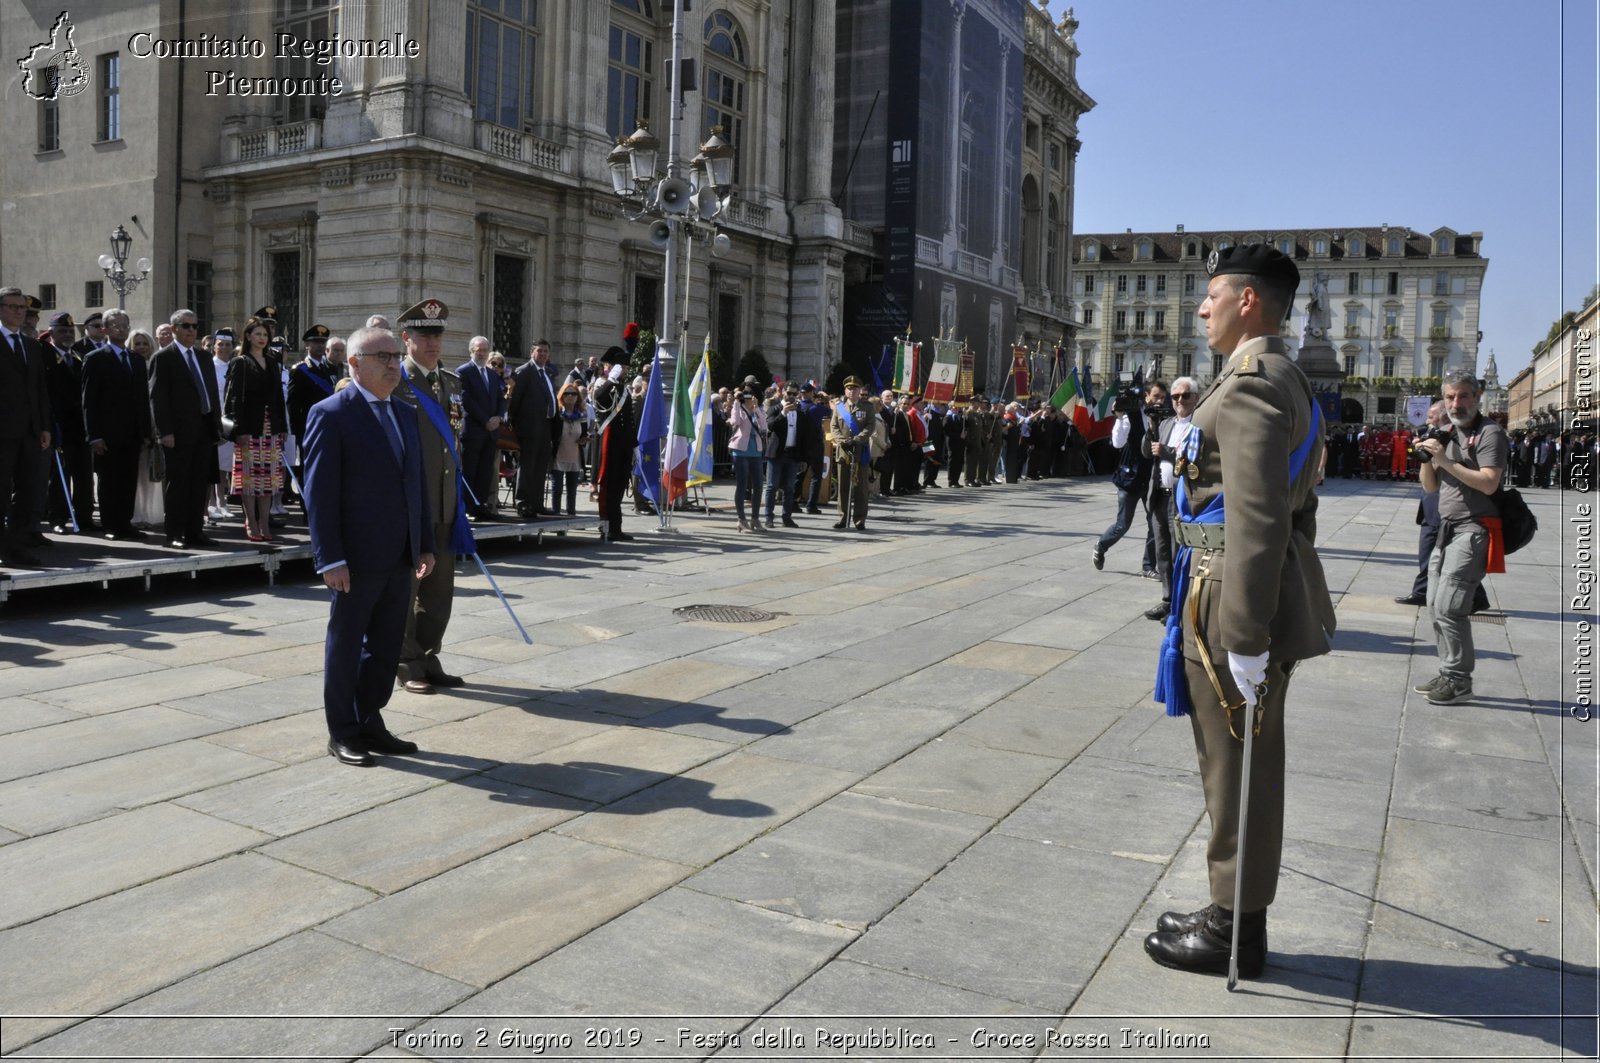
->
xmin=601 ymin=0 xmax=736 ymax=386
xmin=97 ymin=224 xmax=151 ymax=310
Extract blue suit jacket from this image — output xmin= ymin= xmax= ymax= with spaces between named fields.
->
xmin=456 ymin=359 xmax=506 ymax=435
xmin=304 ymin=385 xmax=433 ymax=574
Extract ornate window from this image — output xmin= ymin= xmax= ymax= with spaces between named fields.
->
xmin=1278 ymin=236 xmax=1294 ymax=256
xmin=97 ymin=53 xmax=120 ymax=141
xmin=608 ymin=0 xmax=656 ymax=140
xmin=275 ymin=0 xmax=336 ymax=123
xmin=1348 ymin=235 xmax=1364 ymax=256
xmin=466 ymin=0 xmax=541 ymax=129
xmin=1082 ymin=306 xmax=1094 ymax=326
xmin=1083 ymin=241 xmax=1098 ymax=262
xmin=703 ymin=11 xmax=747 ymax=182
xmin=1082 ymin=273 xmax=1095 ymax=294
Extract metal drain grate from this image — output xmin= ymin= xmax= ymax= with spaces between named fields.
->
xmin=674 ymin=604 xmax=778 ymax=623
xmin=1471 ymin=612 xmax=1506 ymax=625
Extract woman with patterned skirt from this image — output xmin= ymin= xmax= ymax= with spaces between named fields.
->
xmin=223 ymin=317 xmax=287 ymax=542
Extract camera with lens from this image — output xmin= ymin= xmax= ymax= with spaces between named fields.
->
xmin=1411 ymin=424 xmax=1453 ymax=454
xmin=1111 ymin=387 xmax=1143 ymax=417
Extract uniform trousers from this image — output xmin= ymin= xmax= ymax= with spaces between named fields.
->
xmin=1187 ymin=655 xmax=1290 ymax=913
xmin=947 ymin=440 xmax=965 ymax=485
xmin=399 ymin=526 xmax=455 ymax=681
xmin=836 ymin=456 xmax=869 ymax=526
xmin=324 ymin=556 xmax=413 ymax=743
xmin=964 ymin=440 xmax=985 ymax=485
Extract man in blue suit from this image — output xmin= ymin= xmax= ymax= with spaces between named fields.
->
xmin=458 ymin=334 xmax=506 ymax=519
xmin=304 ymin=326 xmax=435 ymax=767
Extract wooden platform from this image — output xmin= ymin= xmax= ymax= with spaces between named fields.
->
xmin=0 ymin=513 xmax=605 ymax=604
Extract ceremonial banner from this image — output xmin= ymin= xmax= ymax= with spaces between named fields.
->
xmin=1050 ymin=364 xmax=1082 ymax=413
xmin=634 ymin=347 xmax=668 ymax=507
xmin=893 ymin=338 xmax=921 ymax=393
xmin=1011 ymin=346 xmax=1031 ymax=399
xmin=925 ymin=338 xmax=960 ymax=403
xmin=956 ymin=347 xmax=976 ymax=401
xmin=1405 ymin=394 xmax=1431 ymax=426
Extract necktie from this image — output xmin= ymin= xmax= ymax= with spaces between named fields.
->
xmin=376 ymin=399 xmax=404 ymax=463
xmin=184 ymin=348 xmax=211 ymax=413
xmin=9 ymin=332 xmax=25 ymax=366
xmin=426 ymin=370 xmax=440 ymax=394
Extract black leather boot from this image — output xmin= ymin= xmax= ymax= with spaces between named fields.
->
xmin=1155 ymin=902 xmax=1216 ymax=935
xmin=1144 ymin=905 xmax=1267 ymax=978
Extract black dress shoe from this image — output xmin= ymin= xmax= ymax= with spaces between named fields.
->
xmin=327 ymin=738 xmax=376 ymax=767
xmin=190 ymin=534 xmax=220 ymax=548
xmin=610 ymin=531 xmax=636 ymax=542
xmin=832 ymin=520 xmax=847 ymax=530
xmin=1394 ymin=593 xmax=1427 ymax=606
xmin=1144 ymin=906 xmax=1266 ymax=978
xmin=426 ymin=672 xmax=465 ymax=688
xmin=361 ymin=731 xmax=419 ymax=756
xmin=1092 ymin=548 xmax=1105 ymax=571
xmin=110 ymin=528 xmax=148 ymax=542
xmin=805 ymin=507 xmax=823 ymax=515
xmin=50 ymin=524 xmax=72 ymax=536
xmin=1155 ymin=902 xmax=1215 ymax=935
xmin=400 ymin=678 xmax=435 ymax=695
xmin=166 ymin=539 xmax=189 ymax=550
xmin=781 ymin=516 xmax=799 ymax=528
xmin=1145 ymin=602 xmax=1170 ymax=621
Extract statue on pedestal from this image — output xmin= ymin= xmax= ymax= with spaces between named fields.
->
xmin=1303 ymin=270 xmax=1330 ymax=342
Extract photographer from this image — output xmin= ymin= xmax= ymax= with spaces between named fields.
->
xmin=1396 ymin=401 xmax=1491 ymax=612
xmin=762 ymin=383 xmax=812 ymax=528
xmin=1413 ymin=371 xmax=1506 ymax=705
xmin=1091 ymin=380 xmax=1166 ymax=572
xmin=1142 ymin=377 xmax=1196 ymax=620
xmin=727 ymin=387 xmax=768 ymax=532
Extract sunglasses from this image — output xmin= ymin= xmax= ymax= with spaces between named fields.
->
xmin=1171 ymin=392 xmax=1194 ymax=401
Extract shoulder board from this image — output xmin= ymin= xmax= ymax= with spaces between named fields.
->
xmin=1235 ymin=351 xmax=1262 ymax=375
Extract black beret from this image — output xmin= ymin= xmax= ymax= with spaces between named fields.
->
xmin=602 ymin=345 xmax=626 ymax=362
xmin=1206 ymin=243 xmax=1300 ymax=292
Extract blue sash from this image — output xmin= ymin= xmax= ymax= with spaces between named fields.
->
xmin=1154 ymin=402 xmax=1322 ymax=717
xmin=295 ymin=362 xmax=335 ymax=398
xmin=399 ymin=366 xmax=476 ymax=556
xmin=835 ymin=402 xmax=870 ymax=466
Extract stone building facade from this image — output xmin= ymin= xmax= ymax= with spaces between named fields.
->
xmin=1511 ymin=295 xmax=1598 ymax=433
xmin=1070 ymin=225 xmax=1487 ymax=425
xmin=3 ymin=0 xmax=1092 ymax=390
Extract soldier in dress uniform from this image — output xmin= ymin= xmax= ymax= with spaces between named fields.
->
xmin=392 ymin=298 xmax=468 ymax=695
xmin=1146 ymin=244 xmax=1336 ymax=979
xmin=963 ymin=397 xmax=989 ymax=487
xmin=828 ymin=377 xmax=876 ymax=530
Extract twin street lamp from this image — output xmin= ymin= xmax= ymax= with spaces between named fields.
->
xmin=97 ymin=224 xmax=151 ymax=310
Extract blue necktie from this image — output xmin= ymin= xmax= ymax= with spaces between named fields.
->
xmin=376 ymin=400 xmax=404 ymax=463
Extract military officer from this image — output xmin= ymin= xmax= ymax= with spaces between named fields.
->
xmin=1146 ymin=244 xmax=1336 ymax=979
xmin=828 ymin=376 xmax=875 ymax=530
xmin=287 ymin=323 xmax=339 ymax=504
xmin=392 ymin=298 xmax=468 ymax=695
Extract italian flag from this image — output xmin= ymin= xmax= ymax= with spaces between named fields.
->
xmin=893 ymin=338 xmax=920 ymax=393
xmin=664 ymin=345 xmax=694 ymax=503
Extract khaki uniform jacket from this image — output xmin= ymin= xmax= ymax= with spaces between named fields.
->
xmin=829 ymin=400 xmax=877 ymax=461
xmin=1181 ymin=335 xmax=1336 ymax=663
xmin=395 ymin=357 xmax=463 ymax=545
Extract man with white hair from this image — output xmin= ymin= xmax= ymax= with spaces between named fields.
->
xmin=457 ymin=334 xmax=506 ymax=519
xmin=1144 ymin=375 xmax=1199 ymax=620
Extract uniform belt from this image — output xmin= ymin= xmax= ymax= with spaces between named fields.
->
xmin=1174 ymin=521 xmax=1225 ymax=550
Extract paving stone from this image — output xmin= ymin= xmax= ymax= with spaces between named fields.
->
xmin=485 ymin=727 xmax=733 ymax=804
xmin=953 ymin=698 xmax=1121 ymax=760
xmin=1372 ymin=816 xmax=1594 ymax=966
xmin=0 ymin=803 xmax=270 ymax=929
xmin=264 ymin=775 xmax=593 ymax=893
xmin=867 ymin=662 xmax=1032 ymax=713
xmin=556 ymin=751 xmax=857 ymax=867
xmin=944 ymin=641 xmax=1076 ymax=675
xmin=1349 ymin=932 xmax=1596 ymax=1060
xmin=719 ymin=656 xmax=895 ymax=704
xmin=176 ymin=754 xmax=477 ymax=837
xmin=842 ymin=833 xmax=1160 ymax=1010
xmin=0 ymin=853 xmax=370 ymax=1049
xmin=425 ymin=887 xmax=856 ymax=1055
xmin=164 ymin=672 xmax=326 ymax=726
xmin=1389 ymin=744 xmax=1566 ymax=840
xmin=405 ymin=703 xmax=612 ymax=766
xmin=0 ymin=739 xmax=279 ymax=835
xmin=996 ymin=754 xmax=1200 ymax=862
xmin=1281 ymin=768 xmax=1392 ymax=853
xmin=476 ymin=642 xmax=665 ymax=692
xmin=851 ymin=734 xmax=1063 ymax=818
xmin=0 ymin=652 xmax=161 ymax=698
xmin=747 ymin=699 xmax=971 ymax=773
xmin=686 ymin=790 xmax=991 ymax=928
xmin=0 ymin=697 xmax=86 ymax=736
xmin=113 ymin=630 xmax=303 ymax=666
xmin=20 ymin=930 xmax=475 ymax=1062
xmin=319 ymin=833 xmax=691 ymax=987
xmin=0 ymin=704 xmax=233 ymax=783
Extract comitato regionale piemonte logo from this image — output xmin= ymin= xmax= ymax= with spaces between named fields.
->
xmin=17 ymin=12 xmax=91 ymax=102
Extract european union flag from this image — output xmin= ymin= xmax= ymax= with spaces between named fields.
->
xmin=634 ymin=345 xmax=668 ymax=507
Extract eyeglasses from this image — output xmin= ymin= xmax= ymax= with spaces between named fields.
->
xmin=1171 ymin=392 xmax=1194 ymax=402
xmin=174 ymin=322 xmax=198 ymax=329
xmin=360 ymin=351 xmax=403 ymax=364
xmin=0 ymin=302 xmax=27 ymax=310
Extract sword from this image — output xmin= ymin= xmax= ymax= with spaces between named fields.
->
xmin=460 ymin=480 xmax=533 ymax=644
xmin=1228 ymin=678 xmax=1267 ymax=992
xmin=52 ymin=450 xmax=80 ymax=533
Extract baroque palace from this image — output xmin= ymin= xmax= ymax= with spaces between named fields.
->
xmin=1 ymin=0 xmax=1093 ymax=390
xmin=1072 ymin=225 xmax=1488 ymax=426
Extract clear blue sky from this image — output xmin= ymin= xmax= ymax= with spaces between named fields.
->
xmin=1068 ymin=0 xmax=1597 ymax=379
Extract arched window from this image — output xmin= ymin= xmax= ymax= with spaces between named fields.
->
xmin=608 ymin=0 xmax=657 ymax=140
xmin=1348 ymin=235 xmax=1364 ymax=256
xmin=1083 ymin=241 xmax=1098 ymax=262
xmin=703 ymin=10 xmax=748 ymax=182
xmin=1278 ymin=236 xmax=1294 ymax=256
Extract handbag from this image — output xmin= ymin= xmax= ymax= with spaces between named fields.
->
xmin=1493 ymin=486 xmax=1537 ymax=555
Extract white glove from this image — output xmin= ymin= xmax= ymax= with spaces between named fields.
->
xmin=1228 ymin=650 xmax=1270 ymax=708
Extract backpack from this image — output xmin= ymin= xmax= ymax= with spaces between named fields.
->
xmin=1494 ymin=486 xmax=1537 ymax=554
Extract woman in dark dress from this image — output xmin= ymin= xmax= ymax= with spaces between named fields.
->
xmin=224 ymin=317 xmax=287 ymax=541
